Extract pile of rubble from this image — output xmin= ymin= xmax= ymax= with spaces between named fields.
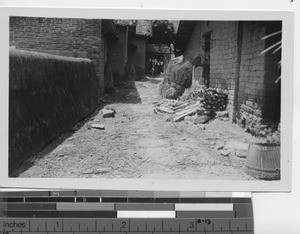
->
xmin=181 ymin=85 xmax=228 ymax=111
xmin=89 ymin=106 xmax=116 ymax=130
xmin=153 ymin=99 xmax=228 ymax=125
xmin=240 ymin=118 xmax=281 ymax=145
xmin=155 ymin=85 xmax=229 ymax=125
xmin=201 ymin=88 xmax=227 ymax=111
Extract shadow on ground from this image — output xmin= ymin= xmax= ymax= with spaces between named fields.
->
xmin=9 ymin=79 xmax=144 ymax=177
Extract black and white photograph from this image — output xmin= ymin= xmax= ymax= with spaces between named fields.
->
xmin=8 ymin=17 xmax=283 ymax=179
xmin=0 ymin=8 xmax=293 ymax=191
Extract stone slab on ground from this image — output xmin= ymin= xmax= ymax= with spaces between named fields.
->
xmin=102 ymin=108 xmax=116 ymax=118
xmin=90 ymin=124 xmax=105 ymax=130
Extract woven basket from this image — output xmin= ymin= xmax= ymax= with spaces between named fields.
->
xmin=245 ymin=143 xmax=280 ymax=180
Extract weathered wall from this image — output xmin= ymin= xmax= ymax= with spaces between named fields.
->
xmin=183 ymin=23 xmax=203 ymax=85
xmin=109 ymin=25 xmax=128 ymax=82
xmin=9 ymin=49 xmax=99 ymax=173
xmin=181 ymin=20 xmax=281 ymax=124
xmin=128 ymin=36 xmax=147 ymax=76
xmin=200 ymin=21 xmax=239 ymax=119
xmin=183 ymin=23 xmax=202 ymax=61
xmin=237 ymin=21 xmax=281 ymax=127
xmin=238 ymin=22 xmax=266 ymax=125
xmin=9 ymin=16 xmax=105 ymax=95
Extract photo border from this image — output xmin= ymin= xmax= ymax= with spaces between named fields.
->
xmin=0 ymin=7 xmax=294 ymax=191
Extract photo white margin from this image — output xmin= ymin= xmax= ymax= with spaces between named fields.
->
xmin=0 ymin=7 xmax=294 ymax=192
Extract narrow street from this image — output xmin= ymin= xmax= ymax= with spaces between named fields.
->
xmin=14 ymin=77 xmax=257 ymax=180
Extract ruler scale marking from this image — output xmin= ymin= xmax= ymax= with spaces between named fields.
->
xmin=0 ymin=190 xmax=253 ymax=234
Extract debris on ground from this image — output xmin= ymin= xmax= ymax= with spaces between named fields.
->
xmin=220 ymin=150 xmax=231 ymax=156
xmin=102 ymin=107 xmax=116 ymax=118
xmin=155 ymin=83 xmax=230 ymax=127
xmin=90 ymin=124 xmax=105 ymax=130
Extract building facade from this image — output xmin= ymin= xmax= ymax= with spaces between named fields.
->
xmin=175 ymin=20 xmax=281 ymax=126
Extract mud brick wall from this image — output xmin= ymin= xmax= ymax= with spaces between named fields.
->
xmin=183 ymin=23 xmax=203 ymax=85
xmin=200 ymin=21 xmax=239 ymax=120
xmin=9 ymin=49 xmax=99 ymax=173
xmin=237 ymin=21 xmax=281 ymax=128
xmin=237 ymin=22 xmax=266 ymax=126
xmin=9 ymin=16 xmax=105 ymax=95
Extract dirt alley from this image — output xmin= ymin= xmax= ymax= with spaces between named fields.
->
xmin=14 ymin=77 xmax=261 ymax=180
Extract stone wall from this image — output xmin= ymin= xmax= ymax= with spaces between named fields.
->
xmin=9 ymin=16 xmax=105 ymax=95
xmin=9 ymin=49 xmax=99 ymax=173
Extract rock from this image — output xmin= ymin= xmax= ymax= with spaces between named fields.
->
xmin=224 ymin=141 xmax=249 ymax=151
xmin=166 ymin=117 xmax=173 ymax=122
xmin=210 ymin=142 xmax=216 ymax=145
xmin=259 ymin=124 xmax=268 ymax=129
xmin=220 ymin=117 xmax=229 ymax=122
xmin=216 ymin=110 xmax=229 ymax=118
xmin=236 ymin=149 xmax=247 ymax=158
xmin=194 ymin=115 xmax=211 ymax=125
xmin=91 ymin=124 xmax=105 ymax=130
xmin=102 ymin=108 xmax=116 ymax=118
xmin=220 ymin=150 xmax=230 ymax=156
xmin=196 ymin=108 xmax=205 ymax=115
xmin=215 ymin=143 xmax=225 ymax=150
xmin=259 ymin=131 xmax=267 ymax=137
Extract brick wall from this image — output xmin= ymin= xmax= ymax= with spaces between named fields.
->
xmin=9 ymin=16 xmax=105 ymax=95
xmin=182 ymin=20 xmax=281 ymax=125
xmin=237 ymin=22 xmax=266 ymax=123
xmin=200 ymin=21 xmax=239 ymax=119
xmin=237 ymin=21 xmax=281 ymax=127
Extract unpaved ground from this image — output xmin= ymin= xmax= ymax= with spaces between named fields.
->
xmin=14 ymin=77 xmax=261 ymax=180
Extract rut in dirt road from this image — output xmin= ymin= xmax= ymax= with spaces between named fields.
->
xmin=15 ymin=77 xmax=255 ymax=180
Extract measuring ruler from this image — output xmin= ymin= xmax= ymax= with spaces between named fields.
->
xmin=0 ymin=190 xmax=254 ymax=234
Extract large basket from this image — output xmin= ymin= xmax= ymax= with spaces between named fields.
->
xmin=245 ymin=143 xmax=280 ymax=180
